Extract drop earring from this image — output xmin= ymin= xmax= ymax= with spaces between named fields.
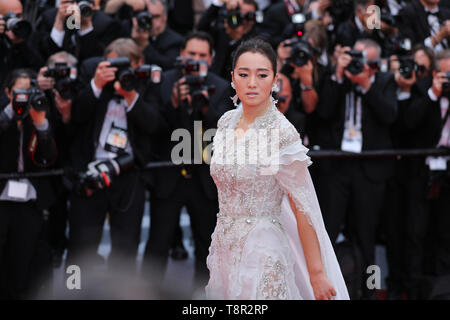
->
xmin=230 ymin=81 xmax=239 ymax=107
xmin=270 ymin=83 xmax=279 ymax=106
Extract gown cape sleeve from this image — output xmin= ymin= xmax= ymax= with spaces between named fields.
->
xmin=273 ymin=127 xmax=350 ymax=300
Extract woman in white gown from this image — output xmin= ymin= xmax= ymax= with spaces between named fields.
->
xmin=205 ymin=38 xmax=349 ymax=300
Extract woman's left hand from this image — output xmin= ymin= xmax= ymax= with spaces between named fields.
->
xmin=310 ymin=271 xmax=337 ymax=300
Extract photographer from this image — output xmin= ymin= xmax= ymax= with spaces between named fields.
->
xmin=0 ymin=69 xmax=57 ymax=299
xmin=36 ymin=51 xmax=79 ymax=268
xmin=104 ymin=0 xmax=148 ymax=38
xmin=35 ymin=0 xmax=122 ymax=63
xmin=398 ymin=0 xmax=450 ymax=52
xmin=67 ymin=38 xmax=167 ymax=287
xmin=197 ymin=0 xmax=262 ymax=80
xmin=0 ymin=0 xmax=44 ymax=89
xmin=381 ymin=44 xmax=435 ymax=299
xmin=277 ymin=20 xmax=331 ymax=139
xmin=143 ymin=31 xmax=232 ymax=298
xmin=335 ymin=0 xmax=396 ymax=54
xmin=401 ymin=49 xmax=450 ymax=298
xmin=131 ymin=0 xmax=183 ymax=70
xmin=316 ymin=38 xmax=398 ymax=299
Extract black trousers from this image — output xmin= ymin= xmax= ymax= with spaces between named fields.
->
xmin=430 ymin=184 xmax=450 ymax=277
xmin=0 ymin=201 xmax=44 ymax=299
xmin=67 ymin=171 xmax=145 ymax=279
xmin=143 ymin=175 xmax=218 ymax=294
xmin=322 ymin=160 xmax=386 ymax=296
xmin=382 ymin=161 xmax=409 ymax=292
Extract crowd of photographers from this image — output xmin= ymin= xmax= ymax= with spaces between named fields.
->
xmin=0 ymin=0 xmax=449 ymax=300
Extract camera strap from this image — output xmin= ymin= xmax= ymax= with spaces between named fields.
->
xmin=341 ymin=89 xmax=363 ymax=153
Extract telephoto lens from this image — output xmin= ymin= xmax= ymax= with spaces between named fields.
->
xmin=135 ymin=11 xmax=152 ymax=31
xmin=77 ymin=0 xmax=94 ymax=17
xmin=346 ymin=50 xmax=366 ymax=75
xmin=3 ymin=12 xmax=32 ymax=40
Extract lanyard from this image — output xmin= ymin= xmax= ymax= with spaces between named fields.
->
xmin=345 ymin=90 xmax=362 ymax=130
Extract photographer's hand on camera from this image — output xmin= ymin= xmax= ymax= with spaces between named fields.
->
xmin=54 ymin=0 xmax=73 ymax=32
xmin=0 ymin=14 xmax=22 ymax=45
xmin=345 ymin=64 xmax=372 ymax=91
xmin=171 ymin=77 xmax=191 ymax=108
xmin=93 ymin=61 xmax=117 ymax=89
xmin=54 ymin=89 xmax=72 ymax=123
xmin=113 ymin=80 xmax=138 ymax=106
xmin=292 ymin=60 xmax=314 ymax=85
xmin=37 ymin=67 xmax=55 ymax=91
xmin=335 ymin=47 xmax=352 ymax=82
xmin=431 ymin=72 xmax=448 ymax=98
xmin=131 ymin=16 xmax=150 ymax=50
xmin=395 ymin=70 xmax=416 ymax=93
xmin=431 ymin=20 xmax=450 ymax=47
xmin=29 ymin=105 xmax=47 ymax=127
xmin=224 ymin=20 xmax=245 ymax=41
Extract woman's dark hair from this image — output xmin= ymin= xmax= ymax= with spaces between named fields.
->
xmin=4 ymin=69 xmax=34 ymax=91
xmin=231 ymin=38 xmax=277 ymax=75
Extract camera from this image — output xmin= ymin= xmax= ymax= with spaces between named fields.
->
xmin=2 ymin=12 xmax=32 ymax=40
xmin=345 ymin=50 xmax=367 ymax=75
xmin=72 ymin=0 xmax=94 ymax=18
xmin=107 ymin=57 xmax=162 ymax=91
xmin=44 ymin=62 xmax=77 ymax=100
xmin=397 ymin=56 xmax=417 ymax=79
xmin=281 ymin=13 xmax=307 ymax=39
xmin=73 ymin=154 xmax=134 ymax=196
xmin=134 ymin=10 xmax=152 ymax=31
xmin=221 ymin=7 xmax=263 ymax=29
xmin=174 ymin=57 xmax=207 ymax=75
xmin=12 ymin=81 xmax=49 ymax=119
xmin=286 ymin=38 xmax=315 ymax=67
xmin=175 ymin=57 xmax=215 ymax=113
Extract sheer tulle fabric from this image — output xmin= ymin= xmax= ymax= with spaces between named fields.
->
xmin=206 ymin=105 xmax=349 ymax=300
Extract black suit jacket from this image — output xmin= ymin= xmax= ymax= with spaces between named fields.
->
xmin=397 ymin=0 xmax=450 ymax=47
xmin=150 ymin=68 xmax=233 ymax=200
xmin=0 ymin=38 xmax=44 ymax=90
xmin=316 ymin=72 xmax=398 ymax=182
xmin=335 ymin=16 xmax=384 ymax=49
xmin=0 ymin=108 xmax=58 ymax=209
xmin=259 ymin=2 xmax=292 ymax=47
xmin=143 ymin=27 xmax=184 ymax=71
xmin=402 ymin=76 xmax=444 ymax=177
xmin=70 ymin=56 xmax=168 ymax=186
xmin=35 ymin=8 xmax=122 ymax=63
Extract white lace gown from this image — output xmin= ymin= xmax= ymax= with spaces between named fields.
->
xmin=205 ymin=104 xmax=350 ymax=300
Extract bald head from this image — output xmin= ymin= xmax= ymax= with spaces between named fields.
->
xmin=0 ymin=0 xmax=23 ymax=16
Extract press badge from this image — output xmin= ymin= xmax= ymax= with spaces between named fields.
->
xmin=7 ymin=180 xmax=28 ymax=200
xmin=341 ymin=127 xmax=363 ymax=153
xmin=104 ymin=122 xmax=128 ymax=154
xmin=428 ymin=157 xmax=447 ymax=171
